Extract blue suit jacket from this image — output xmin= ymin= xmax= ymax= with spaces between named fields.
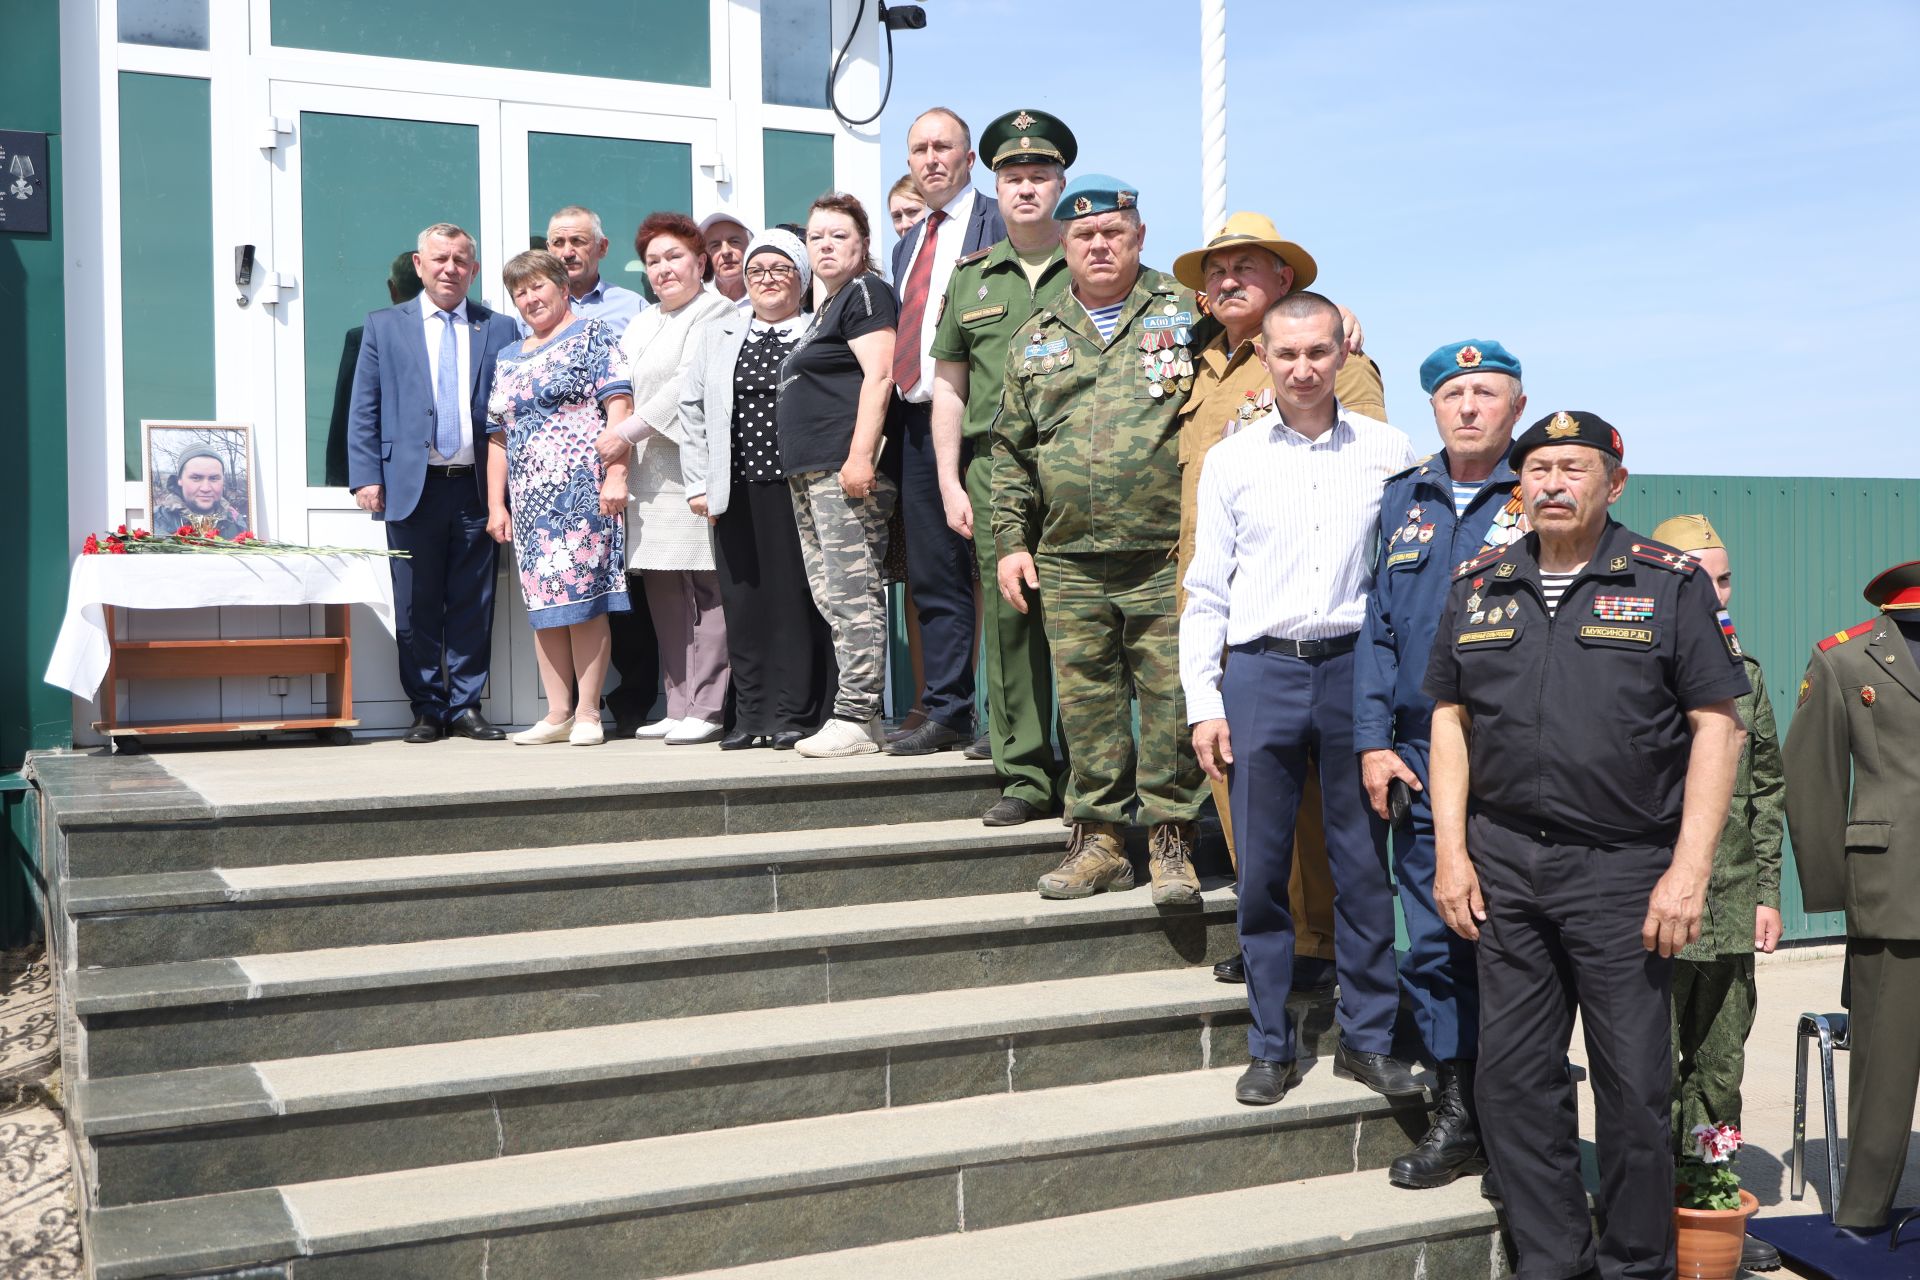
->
xmin=889 ymin=188 xmax=1006 ymax=286
xmin=346 ymin=298 xmax=523 ymax=522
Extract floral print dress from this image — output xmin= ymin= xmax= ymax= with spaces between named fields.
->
xmin=486 ymin=316 xmax=633 ymax=629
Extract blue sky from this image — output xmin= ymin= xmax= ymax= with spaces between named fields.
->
xmin=876 ymin=0 xmax=1920 ymax=476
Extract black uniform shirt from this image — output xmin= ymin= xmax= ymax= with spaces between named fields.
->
xmin=1421 ymin=519 xmax=1751 ymax=846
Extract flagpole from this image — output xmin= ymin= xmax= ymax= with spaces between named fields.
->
xmin=1200 ymin=0 xmax=1228 ymax=239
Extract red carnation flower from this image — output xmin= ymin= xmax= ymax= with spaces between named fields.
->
xmin=82 ymin=534 xmax=100 ymax=554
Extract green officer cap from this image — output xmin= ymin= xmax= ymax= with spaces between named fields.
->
xmin=1053 ymin=174 xmax=1138 ymax=221
xmin=979 ymin=109 xmax=1078 ymax=172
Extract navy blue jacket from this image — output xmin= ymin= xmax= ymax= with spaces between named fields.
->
xmin=1352 ymin=451 xmax=1524 ymax=766
xmin=889 ymin=188 xmax=1006 ymax=285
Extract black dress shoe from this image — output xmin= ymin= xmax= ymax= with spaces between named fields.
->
xmin=403 ymin=714 xmax=441 ymax=744
xmin=771 ymin=730 xmax=807 ymax=751
xmin=963 ymin=734 xmax=992 ymax=761
xmin=1213 ymin=953 xmax=1247 ymax=983
xmin=1235 ymin=1057 xmax=1301 ymax=1106
xmin=982 ymin=796 xmax=1046 ymax=826
xmin=720 ymin=731 xmax=769 ymax=751
xmin=1333 ymin=1040 xmax=1423 ymax=1097
xmin=1291 ymin=955 xmax=1337 ymax=993
xmin=886 ymin=719 xmax=971 ymax=756
xmin=1739 ymin=1234 xmax=1781 ymax=1272
xmin=446 ymin=709 xmax=506 ymax=741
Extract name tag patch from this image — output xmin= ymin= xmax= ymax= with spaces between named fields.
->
xmin=1580 ymin=625 xmax=1653 ymax=644
xmin=1459 ymin=628 xmax=1516 ymax=644
xmin=1387 ymin=550 xmax=1421 ymax=566
xmin=961 ymin=304 xmax=1007 ymax=324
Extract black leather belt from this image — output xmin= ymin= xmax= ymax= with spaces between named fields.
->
xmin=1247 ymin=632 xmax=1358 ymax=660
xmin=427 ymin=464 xmax=475 ymax=478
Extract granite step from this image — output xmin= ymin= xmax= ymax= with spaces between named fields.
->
xmin=54 ymin=753 xmax=1005 ymax=877
xmin=668 ymin=1172 xmax=1505 ymax=1280
xmin=80 ymin=968 xmax=1329 ymax=1205
xmin=84 ymin=1065 xmax=1435 ymax=1280
xmin=64 ymin=819 xmax=1073 ymax=966
xmin=73 ymin=888 xmax=1241 ymax=1078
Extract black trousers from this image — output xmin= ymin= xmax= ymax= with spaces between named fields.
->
xmin=1470 ymin=813 xmax=1675 ymax=1280
xmin=894 ymin=398 xmax=976 ymax=732
xmin=605 ymin=577 xmax=661 ymax=725
xmin=383 ymin=471 xmax=496 ymax=721
xmin=713 ymin=478 xmax=834 ymax=736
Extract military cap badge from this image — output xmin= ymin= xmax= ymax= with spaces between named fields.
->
xmin=1546 ymin=411 xmax=1579 ymax=438
xmin=1116 ymin=190 xmax=1136 ymax=209
xmin=1455 ymin=345 xmax=1483 ymax=369
xmin=1013 ymin=110 xmax=1036 ymax=130
xmin=1073 ymin=196 xmax=1092 ymax=215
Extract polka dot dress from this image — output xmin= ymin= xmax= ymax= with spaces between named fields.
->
xmin=731 ymin=330 xmax=793 ymax=484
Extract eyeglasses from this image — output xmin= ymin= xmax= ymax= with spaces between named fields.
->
xmin=745 ymin=265 xmax=798 ymax=283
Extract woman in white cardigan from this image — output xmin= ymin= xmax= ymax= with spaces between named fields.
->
xmin=595 ymin=212 xmax=734 ymax=744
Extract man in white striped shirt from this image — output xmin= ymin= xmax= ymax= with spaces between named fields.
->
xmin=1180 ymin=292 xmax=1420 ymax=1106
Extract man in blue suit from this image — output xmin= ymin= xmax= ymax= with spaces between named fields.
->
xmin=348 ymin=222 xmax=522 ymax=743
xmin=884 ymin=107 xmax=1006 ymax=757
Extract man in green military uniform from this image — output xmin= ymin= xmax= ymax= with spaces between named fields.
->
xmin=991 ymin=173 xmax=1211 ymax=904
xmin=1785 ymin=559 xmax=1920 ymax=1237
xmin=929 ymin=109 xmax=1077 ymax=827
xmin=1653 ymin=514 xmax=1783 ymax=1276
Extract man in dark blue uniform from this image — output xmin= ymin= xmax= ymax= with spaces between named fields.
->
xmin=1423 ymin=411 xmax=1748 ymax=1280
xmin=1352 ymin=339 xmax=1527 ymax=1189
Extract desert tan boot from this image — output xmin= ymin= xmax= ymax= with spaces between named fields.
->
xmin=1037 ymin=821 xmax=1134 ymax=899
xmin=1147 ymin=821 xmax=1201 ymax=905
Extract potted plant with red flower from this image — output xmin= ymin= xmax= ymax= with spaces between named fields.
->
xmin=1674 ymin=1122 xmax=1760 ymax=1279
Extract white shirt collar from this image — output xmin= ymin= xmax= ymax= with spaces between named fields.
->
xmin=1256 ymin=399 xmax=1356 ymax=446
xmin=420 ymin=293 xmax=471 ymax=323
xmin=748 ymin=312 xmax=807 ymax=339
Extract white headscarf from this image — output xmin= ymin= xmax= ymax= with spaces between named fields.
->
xmin=743 ymin=227 xmax=811 ymax=295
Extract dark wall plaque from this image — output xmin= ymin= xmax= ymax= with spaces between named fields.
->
xmin=0 ymin=130 xmax=51 ymax=235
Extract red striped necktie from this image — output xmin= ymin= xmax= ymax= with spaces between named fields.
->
xmin=891 ymin=209 xmax=947 ymax=394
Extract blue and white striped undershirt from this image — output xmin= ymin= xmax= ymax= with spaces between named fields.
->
xmin=1540 ymin=571 xmax=1577 ymax=616
xmin=1451 ymin=480 xmax=1479 ymax=517
xmin=1082 ymin=300 xmax=1126 ymax=341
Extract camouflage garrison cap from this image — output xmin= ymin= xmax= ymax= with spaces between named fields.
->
xmin=980 ymin=109 xmax=1077 ymax=171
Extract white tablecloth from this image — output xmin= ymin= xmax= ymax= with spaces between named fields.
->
xmin=44 ymin=554 xmax=397 ymax=699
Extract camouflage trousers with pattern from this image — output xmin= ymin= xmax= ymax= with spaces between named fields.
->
xmin=790 ymin=468 xmax=897 ymax=723
xmin=1670 ymin=954 xmax=1756 ymax=1152
xmin=1035 ymin=550 xmax=1205 ymax=827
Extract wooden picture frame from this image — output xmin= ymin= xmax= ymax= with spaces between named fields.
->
xmin=140 ymin=421 xmax=257 ymax=538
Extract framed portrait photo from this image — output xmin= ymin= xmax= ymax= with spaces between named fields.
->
xmin=141 ymin=421 xmax=257 ymax=538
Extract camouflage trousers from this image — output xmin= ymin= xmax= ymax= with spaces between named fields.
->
xmin=790 ymin=469 xmax=897 ymax=722
xmin=1670 ymin=954 xmax=1756 ymax=1152
xmin=1035 ymin=550 xmax=1205 ymax=827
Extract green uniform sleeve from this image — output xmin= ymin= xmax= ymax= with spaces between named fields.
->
xmin=928 ymin=269 xmax=969 ymax=364
xmin=1745 ymin=673 xmax=1786 ymax=909
xmin=990 ymin=339 xmax=1040 ymax=560
xmin=1783 ymin=647 xmax=1849 ymax=914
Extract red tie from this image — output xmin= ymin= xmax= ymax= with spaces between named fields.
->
xmin=892 ymin=209 xmax=946 ymax=394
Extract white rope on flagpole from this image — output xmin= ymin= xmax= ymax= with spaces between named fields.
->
xmin=1200 ymin=0 xmax=1228 ymax=240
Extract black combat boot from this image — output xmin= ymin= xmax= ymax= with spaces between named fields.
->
xmin=1389 ymin=1059 xmax=1487 ymax=1189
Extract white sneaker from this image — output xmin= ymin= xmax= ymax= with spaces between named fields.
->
xmin=635 ymin=716 xmax=678 ymax=740
xmin=512 ymin=716 xmax=574 ymax=746
xmin=665 ymin=718 xmax=724 ymax=746
xmin=794 ymin=716 xmax=883 ymax=758
xmin=569 ymin=718 xmax=606 ymax=746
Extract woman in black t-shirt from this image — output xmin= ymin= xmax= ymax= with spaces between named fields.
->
xmin=778 ymin=193 xmax=899 ymax=758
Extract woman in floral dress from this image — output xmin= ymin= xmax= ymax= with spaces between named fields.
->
xmin=485 ymin=249 xmax=634 ymax=746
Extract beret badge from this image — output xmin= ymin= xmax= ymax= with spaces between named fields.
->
xmin=1546 ymin=411 xmax=1580 ymax=439
xmin=1013 ymin=111 xmax=1036 ymax=130
xmin=1115 ymin=190 xmax=1136 ymax=209
xmin=1455 ymin=345 xmax=1483 ymax=369
xmin=1073 ymin=195 xmax=1092 ymax=215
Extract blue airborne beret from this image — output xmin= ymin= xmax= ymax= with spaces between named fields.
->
xmin=1053 ymin=174 xmax=1139 ymax=221
xmin=1420 ymin=340 xmax=1521 ymax=395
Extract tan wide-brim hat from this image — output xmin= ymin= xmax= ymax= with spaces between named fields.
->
xmin=1172 ymin=211 xmax=1318 ymax=292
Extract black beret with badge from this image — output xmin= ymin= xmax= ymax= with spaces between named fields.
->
xmin=979 ymin=109 xmax=1078 ymax=172
xmin=1507 ymin=409 xmax=1625 ymax=470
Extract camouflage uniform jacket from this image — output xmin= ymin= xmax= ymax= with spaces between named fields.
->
xmin=990 ymin=267 xmax=1216 ymax=559
xmin=1682 ymin=651 xmax=1785 ymax=959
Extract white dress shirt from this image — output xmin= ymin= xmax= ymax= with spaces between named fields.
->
xmin=1180 ymin=404 xmax=1416 ymax=723
xmin=895 ymin=186 xmax=977 ymax=404
xmin=420 ymin=293 xmax=474 ymax=465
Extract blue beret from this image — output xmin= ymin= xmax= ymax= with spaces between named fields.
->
xmin=1420 ymin=340 xmax=1521 ymax=395
xmin=1053 ymin=173 xmax=1139 ymax=221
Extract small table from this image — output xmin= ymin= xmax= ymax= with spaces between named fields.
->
xmin=45 ymin=553 xmax=397 ymax=745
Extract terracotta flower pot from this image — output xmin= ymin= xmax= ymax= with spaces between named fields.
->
xmin=1674 ymin=1187 xmax=1759 ymax=1280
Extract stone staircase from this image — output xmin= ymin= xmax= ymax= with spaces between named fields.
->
xmin=30 ymin=746 xmax=1506 ymax=1279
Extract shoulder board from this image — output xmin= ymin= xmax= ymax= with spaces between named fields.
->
xmin=1628 ymin=541 xmax=1700 ymax=574
xmin=1386 ymin=454 xmax=1433 ymax=483
xmin=1453 ymin=544 xmax=1506 ymax=581
xmin=1817 ymin=619 xmax=1879 ymax=652
xmin=954 ymin=247 xmax=992 ymax=268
